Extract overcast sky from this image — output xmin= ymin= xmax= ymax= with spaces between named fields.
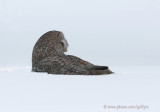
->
xmin=0 ymin=0 xmax=160 ymax=66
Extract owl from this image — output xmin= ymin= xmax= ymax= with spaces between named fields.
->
xmin=32 ymin=30 xmax=113 ymax=75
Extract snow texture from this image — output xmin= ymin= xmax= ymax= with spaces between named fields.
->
xmin=0 ymin=66 xmax=160 ymax=112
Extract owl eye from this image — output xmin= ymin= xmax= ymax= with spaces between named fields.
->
xmin=60 ymin=42 xmax=64 ymax=46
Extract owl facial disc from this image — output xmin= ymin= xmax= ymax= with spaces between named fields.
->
xmin=58 ymin=32 xmax=69 ymax=53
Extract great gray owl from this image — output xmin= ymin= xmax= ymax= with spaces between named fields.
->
xmin=32 ymin=30 xmax=113 ymax=75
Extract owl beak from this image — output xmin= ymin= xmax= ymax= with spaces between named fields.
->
xmin=64 ymin=48 xmax=67 ymax=52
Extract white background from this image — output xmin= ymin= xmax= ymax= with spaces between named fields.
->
xmin=0 ymin=0 xmax=160 ymax=112
xmin=0 ymin=0 xmax=160 ymax=66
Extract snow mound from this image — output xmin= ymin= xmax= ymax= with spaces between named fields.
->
xmin=0 ymin=66 xmax=160 ymax=112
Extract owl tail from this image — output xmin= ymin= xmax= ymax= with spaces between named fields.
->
xmin=88 ymin=66 xmax=114 ymax=75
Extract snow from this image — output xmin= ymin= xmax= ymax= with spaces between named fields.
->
xmin=0 ymin=66 xmax=160 ymax=112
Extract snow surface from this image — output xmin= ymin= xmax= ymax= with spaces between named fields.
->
xmin=0 ymin=66 xmax=160 ymax=112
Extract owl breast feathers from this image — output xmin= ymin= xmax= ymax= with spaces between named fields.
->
xmin=32 ymin=30 xmax=113 ymax=75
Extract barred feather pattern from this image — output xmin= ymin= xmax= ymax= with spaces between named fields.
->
xmin=32 ymin=31 xmax=113 ymax=75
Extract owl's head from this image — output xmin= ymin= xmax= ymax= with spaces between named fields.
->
xmin=57 ymin=32 xmax=69 ymax=53
xmin=33 ymin=30 xmax=69 ymax=56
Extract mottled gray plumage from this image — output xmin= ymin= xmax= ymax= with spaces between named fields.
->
xmin=32 ymin=30 xmax=113 ymax=75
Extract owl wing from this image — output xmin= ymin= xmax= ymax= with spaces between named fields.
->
xmin=36 ymin=55 xmax=113 ymax=75
xmin=37 ymin=56 xmax=88 ymax=75
xmin=66 ymin=55 xmax=94 ymax=67
xmin=66 ymin=55 xmax=113 ymax=75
